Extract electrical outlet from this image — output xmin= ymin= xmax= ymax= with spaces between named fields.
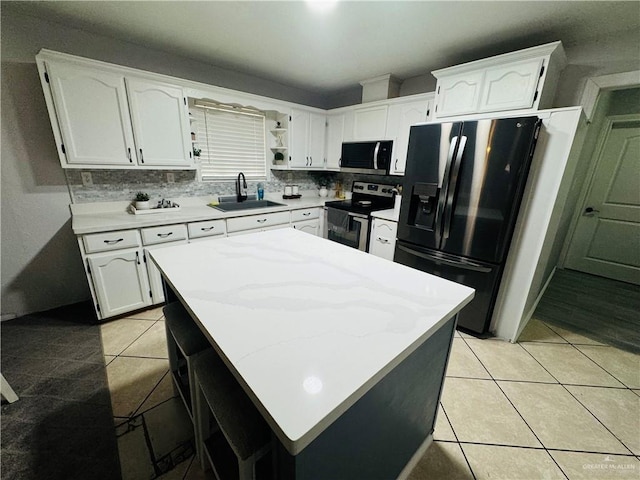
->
xmin=81 ymin=172 xmax=93 ymax=187
xmin=166 ymin=172 xmax=175 ymax=184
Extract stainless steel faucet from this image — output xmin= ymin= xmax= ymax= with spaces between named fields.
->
xmin=236 ymin=172 xmax=247 ymax=202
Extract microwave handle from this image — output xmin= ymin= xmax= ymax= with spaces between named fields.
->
xmin=373 ymin=141 xmax=380 ymax=170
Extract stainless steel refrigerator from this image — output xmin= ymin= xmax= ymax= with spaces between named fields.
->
xmin=394 ymin=116 xmax=542 ymax=335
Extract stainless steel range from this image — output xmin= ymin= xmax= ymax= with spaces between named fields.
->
xmin=323 ymin=181 xmax=397 ymax=251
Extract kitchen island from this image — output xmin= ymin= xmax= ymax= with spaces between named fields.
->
xmin=150 ymin=228 xmax=474 ymax=479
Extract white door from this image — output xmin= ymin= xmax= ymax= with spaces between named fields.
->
xmin=289 ymin=109 xmax=310 ymax=167
xmin=353 ymin=105 xmax=388 ymax=140
xmin=478 ymin=58 xmax=543 ymax=113
xmin=435 ymin=71 xmax=484 ymax=118
xmin=326 ymin=113 xmax=345 ymax=170
xmin=565 ymin=116 xmax=640 ymax=284
xmin=126 ymin=78 xmax=192 ymax=167
xmin=293 ymin=219 xmax=320 ymax=236
xmin=46 ymin=61 xmax=136 ymax=165
xmin=388 ymin=101 xmax=430 ymax=175
xmin=308 ymin=113 xmax=326 ymax=169
xmin=144 ymin=241 xmax=188 ymax=304
xmin=88 ymin=249 xmax=152 ymax=318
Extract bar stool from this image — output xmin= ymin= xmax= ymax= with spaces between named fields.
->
xmin=193 ymin=348 xmax=271 ymax=480
xmin=163 ymin=302 xmax=212 ymax=421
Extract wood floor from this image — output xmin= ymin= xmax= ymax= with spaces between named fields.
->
xmin=533 ymin=268 xmax=640 ymax=354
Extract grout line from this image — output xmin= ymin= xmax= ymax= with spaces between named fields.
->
xmin=140 ymin=413 xmax=163 ymax=478
xmin=439 ymin=402 xmax=477 ymax=480
xmin=456 ymin=440 xmax=640 ymax=457
xmin=458 ymin=335 xmax=570 ymax=478
xmin=131 ymin=369 xmax=171 ymax=418
xmin=559 ymin=384 xmax=636 ymax=457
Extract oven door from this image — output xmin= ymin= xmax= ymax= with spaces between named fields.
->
xmin=324 ymin=207 xmax=370 ymax=251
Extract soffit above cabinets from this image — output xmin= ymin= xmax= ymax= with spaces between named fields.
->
xmin=5 ymin=2 xmax=640 ymax=96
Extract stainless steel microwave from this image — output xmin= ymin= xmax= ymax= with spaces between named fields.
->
xmin=340 ymin=140 xmax=393 ymax=175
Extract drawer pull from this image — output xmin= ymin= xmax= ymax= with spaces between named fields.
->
xmin=201 ymin=226 xmax=215 ymax=231
xmin=302 ymin=212 xmax=311 ymax=216
xmin=104 ymin=238 xmax=124 ymax=245
xmin=377 ymin=237 xmax=389 ymax=244
xmin=136 ymin=251 xmax=141 ymax=265
xmin=157 ymin=232 xmax=173 ymax=238
xmin=256 ymin=219 xmax=267 ymax=223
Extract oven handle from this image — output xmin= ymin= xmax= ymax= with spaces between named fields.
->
xmin=351 ymin=215 xmax=369 ymax=251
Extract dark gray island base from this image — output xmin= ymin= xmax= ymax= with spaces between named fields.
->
xmin=274 ymin=316 xmax=456 ymax=480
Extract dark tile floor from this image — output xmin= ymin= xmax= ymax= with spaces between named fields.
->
xmin=1 ymin=301 xmax=121 ymax=480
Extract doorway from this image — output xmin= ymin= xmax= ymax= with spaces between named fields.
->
xmin=562 ymin=87 xmax=640 ymax=285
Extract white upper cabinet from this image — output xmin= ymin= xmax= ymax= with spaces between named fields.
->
xmin=37 ymin=51 xmax=194 ymax=170
xmin=45 ymin=61 xmax=136 ymax=166
xmin=352 ymin=105 xmax=388 ymax=140
xmin=435 ymin=71 xmax=484 ymax=118
xmin=478 ymin=58 xmax=544 ymax=113
xmin=125 ymin=78 xmax=192 ymax=167
xmin=326 ymin=113 xmax=345 ymax=170
xmin=289 ymin=108 xmax=326 ymax=169
xmin=432 ymin=41 xmax=566 ymax=119
xmin=386 ymin=96 xmax=433 ymax=175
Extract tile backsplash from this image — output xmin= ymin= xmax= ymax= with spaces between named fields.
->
xmin=66 ymin=169 xmax=400 ymax=203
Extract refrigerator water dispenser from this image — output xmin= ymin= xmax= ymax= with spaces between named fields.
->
xmin=409 ymin=183 xmax=439 ymax=230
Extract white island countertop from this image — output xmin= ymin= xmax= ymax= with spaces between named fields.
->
xmin=150 ymin=228 xmax=474 ymax=455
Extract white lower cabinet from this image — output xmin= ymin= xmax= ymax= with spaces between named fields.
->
xmin=292 ymin=219 xmax=319 ymax=236
xmin=291 ymin=207 xmax=321 ymax=236
xmin=368 ymin=218 xmax=398 ymax=261
xmin=87 ymin=248 xmax=151 ymax=318
xmin=144 ymin=241 xmax=187 ymax=304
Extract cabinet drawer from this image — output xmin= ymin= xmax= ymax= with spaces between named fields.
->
xmin=188 ymin=219 xmax=227 ymax=239
xmin=291 ymin=208 xmax=320 ymax=223
xmin=83 ymin=229 xmax=140 ymax=254
xmin=141 ymin=224 xmax=188 ymax=245
xmin=226 ymin=211 xmax=290 ymax=233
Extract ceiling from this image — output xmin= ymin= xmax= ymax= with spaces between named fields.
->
xmin=5 ymin=1 xmax=640 ymax=95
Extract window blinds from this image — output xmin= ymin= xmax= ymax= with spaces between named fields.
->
xmin=192 ymin=105 xmax=266 ymax=180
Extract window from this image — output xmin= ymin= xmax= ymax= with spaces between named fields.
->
xmin=192 ymin=102 xmax=267 ymax=180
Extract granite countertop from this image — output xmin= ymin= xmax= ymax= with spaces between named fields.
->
xmin=70 ymin=192 xmax=330 ymax=235
xmin=149 ymin=228 xmax=474 ymax=455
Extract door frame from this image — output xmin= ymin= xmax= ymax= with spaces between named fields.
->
xmin=557 ymin=71 xmax=640 ymax=269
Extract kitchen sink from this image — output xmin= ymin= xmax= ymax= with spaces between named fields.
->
xmin=210 ymin=199 xmax=286 ymax=212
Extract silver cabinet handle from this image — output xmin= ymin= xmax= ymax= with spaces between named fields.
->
xmin=377 ymin=237 xmax=390 ymax=244
xmin=201 ymin=226 xmax=215 ymax=231
xmin=104 ymin=238 xmax=123 ymax=245
xmin=139 ymin=148 xmax=144 ymax=163
xmin=157 ymin=232 xmax=173 ymax=238
xmin=584 ymin=207 xmax=600 ymax=216
xmin=127 ymin=148 xmax=133 ymax=163
xmin=257 ymin=218 xmax=267 ymax=223
xmin=302 ymin=212 xmax=311 ymax=216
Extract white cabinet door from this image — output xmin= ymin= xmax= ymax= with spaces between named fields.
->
xmin=368 ymin=218 xmax=398 ymax=261
xmin=46 ymin=61 xmax=136 ymax=166
xmin=126 ymin=78 xmax=193 ymax=167
xmin=88 ymin=249 xmax=151 ymax=318
xmin=144 ymin=241 xmax=187 ymax=304
xmin=326 ymin=113 xmax=345 ymax=170
xmin=289 ymin=108 xmax=310 ymax=168
xmin=292 ymin=219 xmax=320 ymax=236
xmin=478 ymin=58 xmax=544 ymax=113
xmin=435 ymin=71 xmax=484 ymax=118
xmin=387 ymin=100 xmax=431 ymax=175
xmin=353 ymin=105 xmax=388 ymax=140
xmin=308 ymin=113 xmax=326 ymax=169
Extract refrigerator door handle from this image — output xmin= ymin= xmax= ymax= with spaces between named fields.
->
xmin=435 ymin=136 xmax=459 ymax=245
xmin=443 ymin=135 xmax=467 ymax=241
xmin=396 ymin=243 xmax=492 ymax=273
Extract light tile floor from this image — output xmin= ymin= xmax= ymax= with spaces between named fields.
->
xmin=105 ymin=309 xmax=640 ymax=479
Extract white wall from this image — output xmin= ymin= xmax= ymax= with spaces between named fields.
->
xmin=0 ymin=9 xmax=326 ymax=319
